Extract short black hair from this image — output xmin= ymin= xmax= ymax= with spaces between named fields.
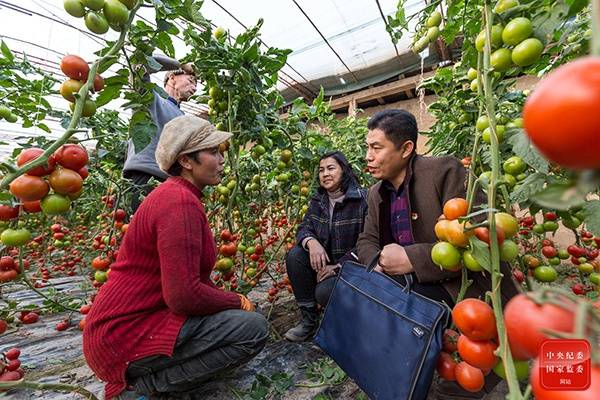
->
xmin=316 ymin=151 xmax=360 ymax=194
xmin=367 ymin=109 xmax=418 ymax=150
xmin=167 ymin=150 xmax=201 ymax=176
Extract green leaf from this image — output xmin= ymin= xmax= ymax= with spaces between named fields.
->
xmin=1 ymin=40 xmax=14 ymax=62
xmin=565 ymin=0 xmax=589 ymax=16
xmin=510 ymin=172 xmax=547 ymax=204
xmin=469 ymin=236 xmax=491 ymax=273
xmin=129 ymin=111 xmax=156 ymax=153
xmin=583 ymin=200 xmax=600 ymax=236
xmin=156 ymin=32 xmax=176 ymax=58
xmin=36 ymin=123 xmax=51 ymax=133
xmin=532 ymin=183 xmax=587 ymax=210
xmin=95 ymin=85 xmax=123 ymax=107
xmin=508 ymin=131 xmax=548 ymax=174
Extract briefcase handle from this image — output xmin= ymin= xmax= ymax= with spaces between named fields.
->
xmin=365 ymin=251 xmax=415 ymax=293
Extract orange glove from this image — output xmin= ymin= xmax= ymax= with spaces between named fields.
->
xmin=237 ymin=294 xmax=256 ymax=312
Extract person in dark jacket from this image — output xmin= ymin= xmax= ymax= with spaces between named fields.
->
xmin=284 ymin=151 xmax=368 ymax=342
xmin=357 ymin=109 xmax=518 ymax=399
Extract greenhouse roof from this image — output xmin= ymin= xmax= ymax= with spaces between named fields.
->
xmin=0 ymin=0 xmax=441 ymax=159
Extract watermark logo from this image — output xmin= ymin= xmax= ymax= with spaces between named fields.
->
xmin=539 ymin=339 xmax=591 ymax=391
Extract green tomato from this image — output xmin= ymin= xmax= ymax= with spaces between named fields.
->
xmin=64 ymin=0 xmax=86 ymax=17
xmin=213 ymin=26 xmax=227 ymax=41
xmin=482 ymin=125 xmax=506 ymax=144
xmin=494 ymin=0 xmax=520 ymax=14
xmin=558 ymin=249 xmax=570 ymax=260
xmin=466 ymin=68 xmax=478 ymax=81
xmin=4 ymin=113 xmax=17 ymax=123
xmin=516 ymin=173 xmax=527 ymax=181
xmin=82 ymin=0 xmax=105 ymax=10
xmin=70 ymin=99 xmax=97 ymax=117
xmin=103 ymin=0 xmax=129 ymax=26
xmin=54 ymin=240 xmax=64 ymax=248
xmin=0 ymin=105 xmax=11 ymax=119
xmin=245 ymin=246 xmax=256 ymax=256
xmin=534 ymin=266 xmax=557 ymax=282
xmin=503 ymin=156 xmax=527 ymax=175
xmin=512 ymin=38 xmax=544 ymax=67
xmin=463 ymin=251 xmax=484 ymax=272
xmin=543 ymin=220 xmax=559 ymax=232
xmin=495 ymin=213 xmax=519 ymax=237
xmin=426 ymin=26 xmax=440 ymax=42
xmin=431 ymin=242 xmax=461 ymax=270
xmin=412 ymin=37 xmax=430 ymax=54
xmin=512 ymin=117 xmax=524 ymax=128
xmin=590 ymin=272 xmax=600 ymax=285
xmin=500 ymin=240 xmax=519 ymax=262
xmin=493 ymin=359 xmax=529 ymax=381
xmin=41 ymin=194 xmax=72 ymax=215
xmin=503 ymin=174 xmax=517 ymax=189
xmin=118 ymin=0 xmax=135 ymax=9
xmin=85 ymin=11 xmax=110 ymax=34
xmin=532 ymin=224 xmax=545 ymax=234
xmin=470 ymin=78 xmax=479 ymax=92
xmin=95 ymin=269 xmax=108 ymax=283
xmin=1 ymin=228 xmax=31 ymax=247
xmin=502 ymin=17 xmax=533 ymax=46
xmin=426 ymin=11 xmax=442 ymax=27
xmin=548 ymin=257 xmax=561 ymax=266
xmin=491 ymin=48 xmax=513 ymax=72
xmin=476 ymin=115 xmax=490 ymax=131
xmin=562 ymin=215 xmax=581 ymax=230
xmin=475 ymin=25 xmax=503 ymax=52
xmin=578 ymin=263 xmax=594 ymax=274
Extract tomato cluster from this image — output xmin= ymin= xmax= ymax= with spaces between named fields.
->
xmin=63 ymin=0 xmax=134 ymax=34
xmin=431 ymin=198 xmax=519 ymax=272
xmin=437 ymin=299 xmax=511 ymax=392
xmin=59 ymin=55 xmax=104 ymax=118
xmin=0 ymin=347 xmax=24 ymax=383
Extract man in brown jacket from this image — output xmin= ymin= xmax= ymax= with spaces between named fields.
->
xmin=357 ymin=109 xmax=517 ymax=399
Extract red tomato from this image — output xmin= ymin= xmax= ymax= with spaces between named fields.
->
xmin=523 ymin=57 xmax=600 ymax=169
xmin=443 ymin=329 xmax=460 ymax=353
xmin=9 ymin=175 xmax=49 ymax=202
xmin=53 ymin=144 xmax=89 ymax=171
xmin=0 ymin=204 xmax=19 ymax=221
xmin=219 ymin=242 xmax=238 ymax=257
xmin=504 ymin=294 xmax=575 ymax=360
xmin=452 ymin=298 xmax=497 ymax=341
xmin=457 ymin=335 xmax=499 ymax=369
xmin=16 ymin=148 xmax=56 ymax=177
xmin=436 ymin=352 xmax=458 ymax=381
xmin=455 ymin=361 xmax=485 ymax=393
xmin=474 ymin=226 xmax=505 ymax=245
xmin=22 ymin=200 xmax=42 ymax=213
xmin=60 ymin=55 xmax=89 ymax=80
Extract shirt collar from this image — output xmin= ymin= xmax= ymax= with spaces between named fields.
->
xmin=167 ymin=96 xmax=179 ymax=107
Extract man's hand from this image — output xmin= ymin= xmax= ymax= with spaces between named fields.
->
xmin=181 ymin=62 xmax=195 ymax=75
xmin=377 ymin=243 xmax=413 ymax=275
xmin=307 ymin=239 xmax=330 ymax=271
xmin=317 ymin=264 xmax=339 ymax=282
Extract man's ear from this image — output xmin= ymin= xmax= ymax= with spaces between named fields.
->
xmin=402 ymin=141 xmax=415 ymax=158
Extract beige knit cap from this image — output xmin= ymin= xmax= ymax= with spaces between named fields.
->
xmin=156 ymin=115 xmax=232 ymax=173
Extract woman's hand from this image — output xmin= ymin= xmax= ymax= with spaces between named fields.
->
xmin=317 ymin=264 xmax=339 ymax=282
xmin=237 ymin=294 xmax=256 ymax=312
xmin=307 ymin=239 xmax=330 ymax=271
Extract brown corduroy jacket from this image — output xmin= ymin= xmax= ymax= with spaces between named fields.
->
xmin=357 ymin=154 xmax=518 ymax=302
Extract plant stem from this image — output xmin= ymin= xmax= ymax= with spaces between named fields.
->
xmin=482 ymin=3 xmax=522 ymax=399
xmin=593 ymin=0 xmax=600 ymax=56
xmin=0 ymin=380 xmax=98 ymax=400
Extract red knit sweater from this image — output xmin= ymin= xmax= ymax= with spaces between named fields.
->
xmin=82 ymin=177 xmax=241 ymax=399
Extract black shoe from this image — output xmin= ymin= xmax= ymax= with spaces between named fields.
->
xmin=284 ymin=305 xmax=319 ymax=342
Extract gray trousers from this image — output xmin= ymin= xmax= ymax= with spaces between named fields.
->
xmin=126 ymin=310 xmax=269 ymax=399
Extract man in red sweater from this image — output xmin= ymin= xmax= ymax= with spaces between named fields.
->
xmin=83 ymin=116 xmax=269 ymax=400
